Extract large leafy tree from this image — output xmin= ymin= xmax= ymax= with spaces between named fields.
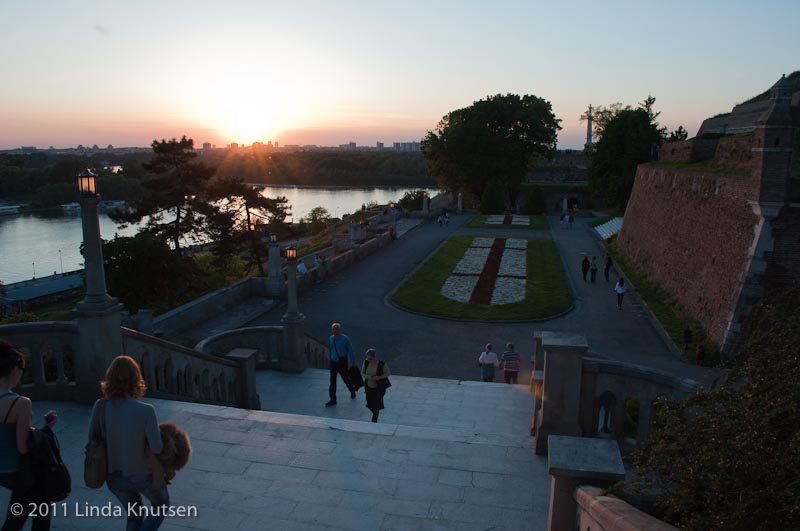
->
xmin=628 ymin=285 xmax=800 ymax=530
xmin=112 ymin=136 xmax=216 ymax=254
xmin=422 ymin=93 xmax=561 ymax=199
xmin=589 ymin=100 xmax=665 ymax=208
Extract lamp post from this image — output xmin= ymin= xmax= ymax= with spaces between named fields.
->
xmin=422 ymin=191 xmax=429 ymax=215
xmin=75 ymin=169 xmax=123 ymax=403
xmin=58 ymin=250 xmax=63 ymax=274
xmin=249 ymin=220 xmax=265 ymax=277
xmin=280 ymin=245 xmax=307 ymax=372
xmin=457 ymin=192 xmax=463 ymax=214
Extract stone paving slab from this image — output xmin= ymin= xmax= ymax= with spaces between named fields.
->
xmin=0 ymin=374 xmax=548 ymax=531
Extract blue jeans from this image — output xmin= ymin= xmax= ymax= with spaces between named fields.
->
xmin=107 ymin=472 xmax=169 ymax=531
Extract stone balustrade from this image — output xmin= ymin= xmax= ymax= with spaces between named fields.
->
xmin=532 ymin=332 xmax=701 ymax=454
xmin=195 ymin=326 xmax=284 ymax=369
xmin=303 ymin=333 xmax=329 ymax=369
xmin=0 ymin=322 xmax=79 ymax=401
xmin=122 ymin=328 xmax=261 ymax=410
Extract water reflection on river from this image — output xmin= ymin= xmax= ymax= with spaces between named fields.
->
xmin=0 ymin=185 xmax=437 ymax=284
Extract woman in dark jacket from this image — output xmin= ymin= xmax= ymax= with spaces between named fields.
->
xmin=361 ymin=349 xmax=390 ymax=423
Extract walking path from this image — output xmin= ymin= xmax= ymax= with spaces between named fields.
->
xmin=247 ymin=213 xmax=716 ymax=385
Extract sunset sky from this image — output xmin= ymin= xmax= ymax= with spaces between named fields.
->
xmin=1 ymin=0 xmax=798 ymax=151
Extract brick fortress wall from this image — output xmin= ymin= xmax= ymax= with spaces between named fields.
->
xmin=617 ymin=165 xmax=759 ymax=346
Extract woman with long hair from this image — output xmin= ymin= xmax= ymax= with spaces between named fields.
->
xmin=89 ymin=355 xmax=166 ymax=531
xmin=0 ymin=340 xmax=57 ymax=531
xmin=361 ymin=348 xmax=390 ymax=423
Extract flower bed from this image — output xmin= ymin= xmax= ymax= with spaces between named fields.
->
xmin=465 ymin=214 xmax=549 ymax=230
xmin=392 ymin=235 xmax=571 ymax=320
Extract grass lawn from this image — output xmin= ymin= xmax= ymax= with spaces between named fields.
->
xmin=604 ymin=237 xmax=721 ymax=366
xmin=466 ymin=214 xmax=549 ymax=230
xmin=392 ymin=235 xmax=571 ymax=320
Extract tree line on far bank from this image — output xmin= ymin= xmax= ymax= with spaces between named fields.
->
xmin=0 ymin=150 xmax=435 ymax=208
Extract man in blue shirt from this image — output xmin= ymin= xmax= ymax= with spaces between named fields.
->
xmin=327 ymin=322 xmax=356 ymax=406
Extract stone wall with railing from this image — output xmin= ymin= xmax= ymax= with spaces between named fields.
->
xmin=531 ymin=332 xmax=702 ymax=455
xmin=0 ymin=322 xmax=79 ymax=401
xmin=0 ymin=322 xmax=260 ymax=409
xmin=123 ymin=328 xmax=260 ymax=409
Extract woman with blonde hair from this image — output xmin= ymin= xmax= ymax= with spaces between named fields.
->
xmin=88 ymin=355 xmax=167 ymax=531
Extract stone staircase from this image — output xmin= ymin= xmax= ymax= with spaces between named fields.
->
xmin=1 ymin=371 xmax=550 ymax=531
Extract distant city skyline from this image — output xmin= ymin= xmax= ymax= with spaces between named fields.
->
xmin=1 ymin=1 xmax=798 ymax=151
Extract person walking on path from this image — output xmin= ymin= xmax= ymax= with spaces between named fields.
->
xmin=89 ymin=355 xmax=168 ymax=531
xmin=604 ymin=255 xmax=613 ymax=282
xmin=581 ymin=256 xmax=590 ymax=282
xmin=590 ymin=256 xmax=599 ymax=283
xmin=361 ymin=348 xmax=391 ymax=423
xmin=478 ymin=343 xmax=500 ymax=382
xmin=0 ymin=340 xmax=58 ymax=531
xmin=327 ymin=322 xmax=356 ymax=406
xmin=614 ymin=278 xmax=627 ymax=310
xmin=500 ymin=343 xmax=521 ymax=384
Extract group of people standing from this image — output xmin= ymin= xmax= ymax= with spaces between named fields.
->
xmin=581 ymin=254 xmax=627 ymax=309
xmin=1 ymin=340 xmax=189 ymax=531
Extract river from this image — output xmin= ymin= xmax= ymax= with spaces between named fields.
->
xmin=0 ymin=185 xmax=437 ymax=285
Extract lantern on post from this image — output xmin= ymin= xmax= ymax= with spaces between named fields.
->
xmin=77 ymin=169 xmax=97 ymax=197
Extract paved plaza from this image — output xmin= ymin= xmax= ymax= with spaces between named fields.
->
xmin=0 ymin=372 xmax=549 ymax=531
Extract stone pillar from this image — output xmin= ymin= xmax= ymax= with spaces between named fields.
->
xmin=547 ymin=435 xmax=625 ymax=531
xmin=422 ymin=193 xmax=429 ymax=215
xmin=225 ymin=348 xmax=261 ymax=409
xmin=562 ymin=195 xmax=568 ymax=213
xmin=75 ymin=194 xmax=123 ymax=403
xmin=534 ymin=332 xmax=588 ymax=455
xmin=457 ymin=193 xmax=463 ymax=214
xmin=280 ymin=257 xmax=307 ymax=373
xmin=266 ymin=241 xmax=283 ymax=296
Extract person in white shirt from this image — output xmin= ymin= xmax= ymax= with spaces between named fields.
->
xmin=478 ymin=343 xmax=501 ymax=382
xmin=614 ymin=277 xmax=627 ymax=309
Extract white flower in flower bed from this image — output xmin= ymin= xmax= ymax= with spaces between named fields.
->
xmin=471 ymin=237 xmax=496 ymax=248
xmin=505 ymin=239 xmax=527 ymax=250
xmin=490 ymin=278 xmax=527 ymax=305
xmin=441 ymin=276 xmax=478 ymax=303
xmin=497 ymin=249 xmax=526 ymax=277
xmin=511 ymin=215 xmax=530 ymax=225
xmin=485 ymin=215 xmax=505 ymax=224
xmin=453 ymin=247 xmax=491 ymax=274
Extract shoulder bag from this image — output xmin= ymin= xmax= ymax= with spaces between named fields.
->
xmin=84 ymin=400 xmax=108 ymax=488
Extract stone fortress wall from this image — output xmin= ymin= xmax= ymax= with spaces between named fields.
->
xmin=617 ymin=75 xmax=800 ymax=352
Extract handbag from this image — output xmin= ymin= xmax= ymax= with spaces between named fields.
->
xmin=348 ymin=365 xmax=364 ymax=391
xmin=84 ymin=400 xmax=108 ymax=488
xmin=376 ymin=361 xmax=392 ymax=392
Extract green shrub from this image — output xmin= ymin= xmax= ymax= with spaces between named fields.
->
xmin=398 ymin=190 xmax=425 ymax=211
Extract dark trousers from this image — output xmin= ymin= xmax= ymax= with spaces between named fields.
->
xmin=0 ymin=472 xmax=51 ymax=531
xmin=582 ymin=269 xmax=588 ymax=281
xmin=329 ymin=358 xmax=353 ymax=401
xmin=590 ymin=269 xmax=597 ymax=282
xmin=617 ymin=293 xmax=625 ymax=308
xmin=604 ymin=267 xmax=610 ymax=282
xmin=504 ymin=371 xmax=519 ymax=384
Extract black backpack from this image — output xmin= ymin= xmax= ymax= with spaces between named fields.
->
xmin=22 ymin=426 xmax=72 ymax=502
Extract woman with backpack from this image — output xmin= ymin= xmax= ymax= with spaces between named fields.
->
xmin=361 ymin=348 xmax=391 ymax=423
xmin=0 ymin=340 xmax=58 ymax=531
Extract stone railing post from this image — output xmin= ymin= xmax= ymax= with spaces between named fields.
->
xmin=225 ymin=348 xmax=261 ymax=410
xmin=280 ymin=257 xmax=307 ymax=373
xmin=266 ymin=241 xmax=283 ymax=296
xmin=547 ymin=435 xmax=625 ymax=531
xmin=534 ymin=332 xmax=588 ymax=455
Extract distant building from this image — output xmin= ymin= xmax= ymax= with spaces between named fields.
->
xmin=393 ymin=141 xmax=421 ymax=152
xmin=339 ymin=142 xmax=357 ymax=150
xmin=202 ymin=142 xmax=212 ymax=151
xmin=376 ymin=141 xmax=384 ymax=150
